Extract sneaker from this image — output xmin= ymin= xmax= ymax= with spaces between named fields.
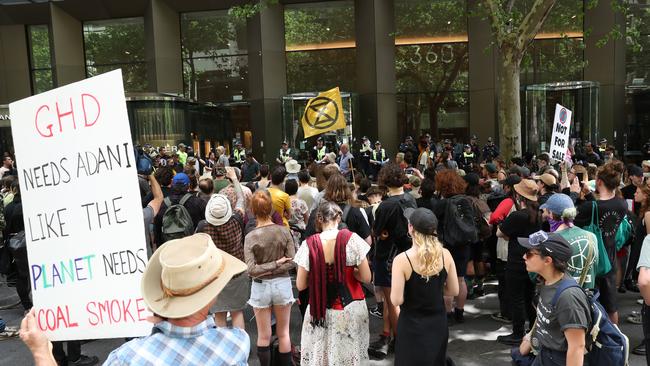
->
xmin=632 ymin=343 xmax=646 ymax=356
xmin=625 ymin=279 xmax=641 ymax=293
xmin=627 ymin=313 xmax=643 ymax=325
xmin=69 ymin=355 xmax=99 ymax=366
xmin=496 ymin=333 xmax=523 ymax=346
xmin=388 ymin=338 xmax=395 ymax=354
xmin=369 ymin=304 xmax=383 ymax=319
xmin=447 ymin=312 xmax=455 ymax=326
xmin=618 ymin=286 xmax=626 ymax=294
xmin=368 ymin=335 xmax=390 ymax=360
xmin=638 ymin=298 xmax=645 ymax=305
xmin=490 ymin=312 xmax=512 ymax=324
xmin=454 ymin=308 xmax=465 ymax=324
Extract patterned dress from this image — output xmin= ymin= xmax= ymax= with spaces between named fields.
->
xmin=293 ymin=230 xmax=370 ymax=366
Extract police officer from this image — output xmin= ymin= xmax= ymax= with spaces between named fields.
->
xmin=482 ymin=137 xmax=499 ymax=162
xmin=399 ymin=136 xmax=419 ymax=167
xmin=470 ymin=134 xmax=481 ymax=157
xmin=276 ymin=140 xmax=293 ymax=164
xmin=231 ymin=140 xmax=245 ymax=168
xmin=358 ymin=136 xmax=373 ymax=178
xmin=457 ymin=144 xmax=477 ymax=172
xmin=369 ymin=141 xmax=388 ymax=180
xmin=643 ymin=138 xmax=650 ymax=160
xmin=598 ymin=138 xmax=608 ymax=158
xmin=312 ymin=136 xmax=328 ymax=163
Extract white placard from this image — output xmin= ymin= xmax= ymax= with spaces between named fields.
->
xmin=9 ymin=70 xmax=151 ymax=341
xmin=549 ymin=104 xmax=572 ymax=163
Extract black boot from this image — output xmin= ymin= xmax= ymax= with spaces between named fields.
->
xmin=278 ymin=351 xmax=292 ymax=366
xmin=257 ymin=345 xmax=271 ymax=366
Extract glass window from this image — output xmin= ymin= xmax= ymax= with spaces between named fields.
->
xmin=521 ymin=38 xmax=585 ymax=85
xmin=83 ymin=17 xmax=147 ymax=92
xmin=520 ymin=1 xmax=585 ymax=85
xmin=284 ymin=1 xmax=356 ymax=94
xmin=394 ymin=0 xmax=469 ymax=140
xmin=181 ymin=11 xmax=249 ymax=102
xmin=27 ymin=25 xmax=54 ymax=94
xmin=627 ymin=2 xmax=650 ymax=85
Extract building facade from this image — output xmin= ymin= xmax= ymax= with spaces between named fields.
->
xmin=0 ymin=0 xmax=647 ymax=162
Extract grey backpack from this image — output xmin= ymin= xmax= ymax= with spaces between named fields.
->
xmin=162 ymin=194 xmax=194 ymax=243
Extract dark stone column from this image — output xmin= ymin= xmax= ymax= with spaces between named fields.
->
xmin=0 ymin=25 xmax=31 ymax=104
xmin=354 ymin=0 xmax=397 ymax=154
xmin=584 ymin=0 xmax=626 ymax=148
xmin=467 ymin=0 xmax=497 ymax=144
xmin=145 ymin=0 xmax=183 ymax=94
xmin=247 ymin=2 xmax=287 ymax=163
xmin=50 ymin=3 xmax=85 ymax=86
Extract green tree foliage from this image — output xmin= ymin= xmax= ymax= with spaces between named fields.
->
xmin=83 ymin=18 xmax=148 ymax=92
xmin=27 ymin=25 xmax=54 ymax=94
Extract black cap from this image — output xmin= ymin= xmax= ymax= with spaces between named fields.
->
xmin=464 ymin=144 xmax=471 ymax=149
xmin=471 ymin=134 xmax=478 ymax=140
xmin=316 ymin=136 xmax=323 ymax=142
xmin=405 ymin=136 xmax=413 ymax=141
xmin=282 ymin=140 xmax=288 ymax=145
xmin=404 ymin=208 xmax=438 ymax=236
xmin=443 ymin=139 xmax=451 ymax=144
xmin=375 ymin=141 xmax=381 ymax=145
xmin=464 ymin=172 xmax=480 ymax=186
xmin=518 ymin=230 xmax=572 ymax=263
xmin=500 ymin=174 xmax=522 ymax=187
xmin=628 ymin=164 xmax=643 ymax=178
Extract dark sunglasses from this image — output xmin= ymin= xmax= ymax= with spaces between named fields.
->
xmin=525 ymin=250 xmax=543 ymax=259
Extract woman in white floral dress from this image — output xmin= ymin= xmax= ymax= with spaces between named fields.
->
xmin=285 ymin=179 xmax=309 ymax=250
xmin=294 ymin=201 xmax=371 ymax=366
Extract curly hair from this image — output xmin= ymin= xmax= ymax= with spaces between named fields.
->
xmin=324 ymin=174 xmax=353 ymax=204
xmin=154 ymin=166 xmax=174 ymax=187
xmin=597 ymin=160 xmax=625 ymax=191
xmin=435 ymin=170 xmax=467 ymax=198
xmin=378 ymin=162 xmax=407 ymax=188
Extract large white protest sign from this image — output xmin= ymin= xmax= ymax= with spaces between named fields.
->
xmin=9 ymin=70 xmax=151 ymax=340
xmin=549 ymin=104 xmax=572 ymax=163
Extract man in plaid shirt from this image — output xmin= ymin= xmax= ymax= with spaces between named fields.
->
xmin=19 ymin=233 xmax=250 ymax=366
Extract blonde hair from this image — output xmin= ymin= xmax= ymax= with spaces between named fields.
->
xmin=411 ymin=230 xmax=444 ymax=279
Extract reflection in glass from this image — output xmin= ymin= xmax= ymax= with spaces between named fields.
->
xmin=397 ymin=92 xmax=469 ymax=142
xmin=286 ymin=49 xmax=355 ymax=93
xmin=83 ymin=17 xmax=147 ymax=92
xmin=521 ymin=38 xmax=584 ymax=85
xmin=394 ymin=0 xmax=466 ymax=39
xmin=181 ymin=11 xmax=249 ymax=102
xmin=395 ymin=43 xmax=468 ymax=93
xmin=284 ymin=1 xmax=355 ymax=49
xmin=27 ymin=25 xmax=54 ymax=94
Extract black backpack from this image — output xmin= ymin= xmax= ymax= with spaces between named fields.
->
xmin=161 ymin=194 xmax=194 ymax=243
xmin=440 ymin=195 xmax=478 ymax=247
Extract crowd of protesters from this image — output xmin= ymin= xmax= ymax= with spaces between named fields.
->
xmin=4 ymin=133 xmax=650 ymax=366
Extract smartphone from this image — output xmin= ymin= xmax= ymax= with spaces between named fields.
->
xmin=405 ymin=168 xmax=414 ymax=175
xmin=576 ymin=172 xmax=584 ymax=182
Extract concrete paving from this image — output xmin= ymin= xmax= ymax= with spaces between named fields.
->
xmin=0 ymin=281 xmax=646 ymax=365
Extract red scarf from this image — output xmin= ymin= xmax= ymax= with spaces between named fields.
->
xmin=306 ymin=229 xmax=353 ymax=327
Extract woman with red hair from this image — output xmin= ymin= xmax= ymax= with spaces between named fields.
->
xmin=245 ymin=190 xmax=296 ymax=366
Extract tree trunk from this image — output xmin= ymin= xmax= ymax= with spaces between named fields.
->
xmin=497 ymin=51 xmax=522 ymax=162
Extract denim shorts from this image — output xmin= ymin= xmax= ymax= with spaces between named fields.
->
xmin=248 ymin=276 xmax=295 ymax=308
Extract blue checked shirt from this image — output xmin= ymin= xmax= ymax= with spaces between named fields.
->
xmin=104 ymin=317 xmax=250 ymax=365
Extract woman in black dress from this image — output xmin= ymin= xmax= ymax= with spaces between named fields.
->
xmin=391 ymin=208 xmax=459 ymax=365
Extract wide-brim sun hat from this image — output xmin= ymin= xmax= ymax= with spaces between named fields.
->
xmin=285 ymin=159 xmax=301 ymax=174
xmin=514 ymin=179 xmax=538 ymax=201
xmin=205 ymin=194 xmax=233 ymax=226
xmin=141 ymin=233 xmax=247 ymax=319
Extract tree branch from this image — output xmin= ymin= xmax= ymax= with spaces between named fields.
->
xmin=483 ymin=0 xmax=506 ymax=46
xmin=514 ymin=0 xmax=557 ymax=54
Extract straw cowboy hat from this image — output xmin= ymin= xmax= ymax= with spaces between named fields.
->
xmin=285 ymin=159 xmax=301 ymax=174
xmin=141 ymin=233 xmax=247 ymax=318
xmin=514 ymin=179 xmax=539 ymax=202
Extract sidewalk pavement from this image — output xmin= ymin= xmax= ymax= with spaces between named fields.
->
xmin=0 ymin=282 xmax=647 ymax=365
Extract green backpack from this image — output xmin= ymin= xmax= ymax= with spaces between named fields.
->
xmin=582 ymin=201 xmax=611 ymax=277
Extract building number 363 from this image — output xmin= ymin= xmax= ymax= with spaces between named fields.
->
xmin=409 ymin=44 xmax=455 ymax=65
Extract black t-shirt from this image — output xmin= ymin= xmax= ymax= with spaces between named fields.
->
xmin=416 ymin=196 xmax=437 ymax=211
xmin=373 ymin=193 xmax=417 ymax=260
xmin=621 ymin=184 xmax=636 ymax=201
xmin=575 ymin=198 xmax=628 ymax=263
xmin=499 ymin=209 xmax=541 ymax=269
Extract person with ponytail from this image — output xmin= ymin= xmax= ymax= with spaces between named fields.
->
xmin=294 ymin=201 xmax=372 ymax=366
xmin=390 ymin=208 xmax=459 ymax=365
xmin=541 ymin=193 xmax=599 ymax=289
xmin=574 ymin=160 xmax=628 ymax=324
